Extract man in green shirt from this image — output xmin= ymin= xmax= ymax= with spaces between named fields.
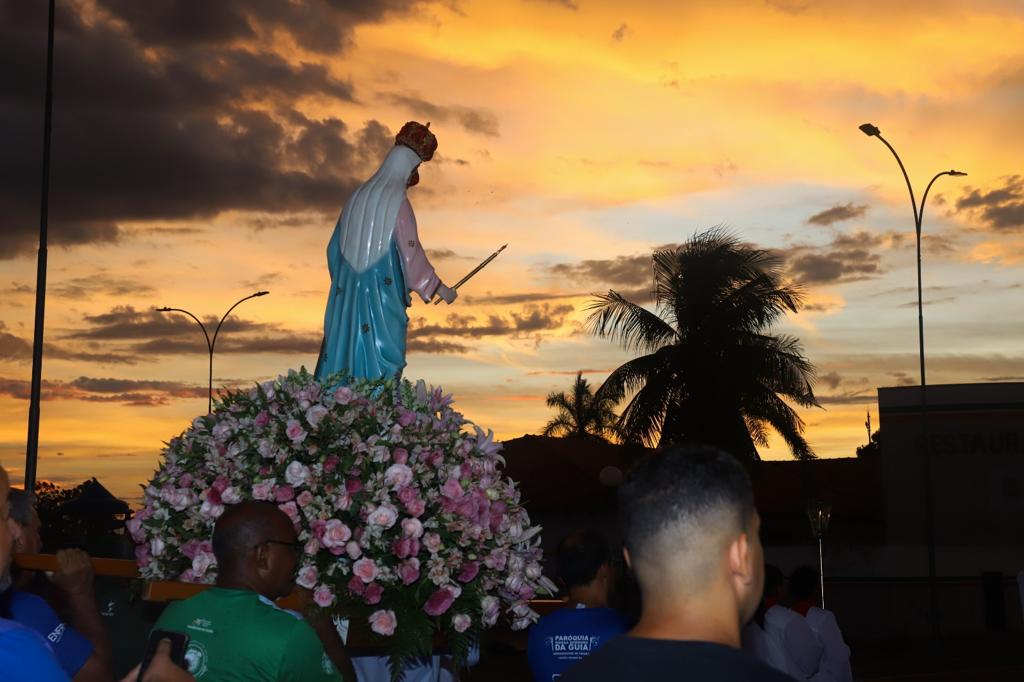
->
xmin=153 ymin=502 xmax=345 ymax=681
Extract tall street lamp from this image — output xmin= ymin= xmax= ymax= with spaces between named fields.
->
xmin=859 ymin=122 xmax=966 ymax=638
xmin=157 ymin=291 xmax=269 ymax=413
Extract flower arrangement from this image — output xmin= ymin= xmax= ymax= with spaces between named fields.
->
xmin=128 ymin=368 xmax=553 ymax=672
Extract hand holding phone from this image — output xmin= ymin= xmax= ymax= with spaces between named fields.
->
xmin=135 ymin=630 xmax=191 ymax=682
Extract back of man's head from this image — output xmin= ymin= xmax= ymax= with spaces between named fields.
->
xmin=789 ymin=565 xmax=818 ymax=603
xmin=618 ymin=444 xmax=758 ymax=604
xmin=212 ymin=501 xmax=289 ymax=569
xmin=556 ymin=530 xmax=611 ymax=590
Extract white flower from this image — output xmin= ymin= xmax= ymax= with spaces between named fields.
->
xmin=285 ymin=461 xmax=312 ymax=488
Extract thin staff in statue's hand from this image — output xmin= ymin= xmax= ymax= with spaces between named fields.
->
xmin=433 ymin=244 xmax=508 ymax=305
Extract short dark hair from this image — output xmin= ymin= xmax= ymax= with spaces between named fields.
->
xmin=556 ymin=530 xmax=611 ymax=589
xmin=789 ymin=565 xmax=818 ymax=602
xmin=8 ymin=489 xmax=36 ymax=527
xmin=618 ymin=444 xmax=755 ymax=577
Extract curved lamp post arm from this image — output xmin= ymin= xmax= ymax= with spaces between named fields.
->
xmin=874 ymin=133 xmax=921 ymax=233
xmin=919 ymin=170 xmax=967 ymax=226
xmin=156 ymin=307 xmax=211 ymax=352
xmin=210 ymin=291 xmax=269 ymax=356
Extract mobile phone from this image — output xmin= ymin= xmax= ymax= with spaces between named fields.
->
xmin=137 ymin=629 xmax=190 ymax=681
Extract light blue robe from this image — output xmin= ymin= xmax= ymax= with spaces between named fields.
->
xmin=315 ymin=224 xmax=409 ymax=382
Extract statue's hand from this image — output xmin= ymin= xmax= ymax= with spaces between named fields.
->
xmin=436 ymin=284 xmax=458 ymax=305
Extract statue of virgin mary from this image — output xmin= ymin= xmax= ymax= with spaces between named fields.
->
xmin=314 ymin=122 xmax=457 ymax=381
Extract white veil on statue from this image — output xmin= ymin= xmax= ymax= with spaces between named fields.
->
xmin=336 ymin=145 xmax=421 ymax=273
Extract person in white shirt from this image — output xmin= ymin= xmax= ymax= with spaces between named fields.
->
xmin=789 ymin=566 xmax=852 ymax=682
xmin=742 ymin=564 xmax=822 ymax=680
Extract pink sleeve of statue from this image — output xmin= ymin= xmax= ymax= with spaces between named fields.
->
xmin=396 ymin=199 xmax=441 ymax=303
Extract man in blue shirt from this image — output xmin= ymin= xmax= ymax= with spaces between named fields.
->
xmin=528 ymin=530 xmax=628 ymax=681
xmin=0 ymin=465 xmax=69 ymax=681
xmin=5 ymin=488 xmax=112 ymax=681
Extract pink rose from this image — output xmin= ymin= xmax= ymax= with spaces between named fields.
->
xmin=274 ymin=485 xmax=295 ymax=502
xmin=405 ymin=497 xmax=426 ymax=517
xmin=368 ymin=609 xmax=397 ymax=636
xmin=392 ymin=448 xmax=409 ymax=465
xmin=367 ymin=504 xmax=398 ymax=529
xmin=424 ymin=585 xmax=461 ymax=617
xmin=323 ymin=456 xmax=339 ymax=473
xmin=296 ymin=565 xmax=319 ymax=589
xmin=392 ymin=536 xmax=420 ymax=559
xmin=345 ymin=541 xmax=362 ymax=560
xmin=397 ymin=486 xmax=418 ymax=505
xmin=322 ymin=519 xmax=352 ymax=548
xmin=398 ymin=558 xmax=421 ymax=585
xmin=296 ymin=490 xmax=314 ymax=508
xmin=457 ymin=561 xmax=480 ymax=583
xmin=254 ymin=410 xmax=270 ymax=427
xmin=178 ymin=473 xmax=194 ymax=488
xmin=452 ymin=613 xmax=472 ymax=633
xmin=212 ymin=476 xmax=229 ymax=493
xmin=334 ymin=386 xmax=353 ymax=405
xmin=313 ymin=584 xmax=335 ymax=607
xmin=401 ymin=517 xmax=424 ymax=538
xmin=441 ymin=478 xmax=463 ymax=499
xmin=383 ymin=463 xmax=413 ymax=489
xmin=423 ymin=533 xmax=442 ymax=554
xmin=363 ymin=582 xmax=384 ymax=605
xmin=347 ymin=574 xmax=365 ymax=596
xmin=285 ymin=419 xmax=308 ymax=444
xmin=397 ymin=407 xmax=416 ymax=427
xmin=278 ymin=501 xmax=301 ymax=527
xmin=345 ymin=478 xmax=363 ymax=494
xmin=304 ymin=537 xmax=320 ymax=555
xmin=305 ymin=404 xmax=329 ymax=428
xmin=353 ymin=558 xmax=378 ymax=583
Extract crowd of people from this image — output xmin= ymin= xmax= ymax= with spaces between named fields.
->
xmin=1 ymin=442 xmax=851 ymax=681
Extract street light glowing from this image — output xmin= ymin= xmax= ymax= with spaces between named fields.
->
xmin=859 ymin=123 xmax=881 ymax=137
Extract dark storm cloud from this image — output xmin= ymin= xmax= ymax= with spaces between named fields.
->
xmin=954 ymin=176 xmax=1024 ymax=231
xmin=525 ymin=0 xmax=579 ymax=9
xmin=0 ymin=0 xmax=414 ymax=259
xmin=406 ymin=338 xmax=470 ymax=354
xmin=408 ymin=304 xmax=573 ymax=339
xmin=50 ymin=275 xmax=157 ymax=300
xmin=548 ymin=244 xmax=683 ymax=303
xmin=0 ymin=321 xmax=137 ymax=364
xmin=786 ymin=231 xmax=883 ymax=285
xmin=0 ymin=375 xmax=210 ymax=406
xmin=806 ymin=203 xmax=869 ymax=226
xmin=384 ymin=93 xmax=501 ymax=137
xmin=96 ymin=0 xmax=422 ymax=53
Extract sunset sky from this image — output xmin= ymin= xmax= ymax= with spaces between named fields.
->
xmin=2 ymin=0 xmax=1023 ymax=502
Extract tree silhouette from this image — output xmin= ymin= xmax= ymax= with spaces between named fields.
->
xmin=587 ymin=228 xmax=819 ymax=460
xmin=541 ymin=371 xmax=619 ymax=441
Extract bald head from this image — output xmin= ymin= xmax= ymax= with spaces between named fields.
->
xmin=212 ymin=501 xmax=294 ymax=573
xmin=618 ymin=445 xmax=755 ymax=593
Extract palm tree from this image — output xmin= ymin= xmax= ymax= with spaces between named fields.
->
xmin=542 ymin=371 xmax=620 ymax=441
xmin=586 ymin=228 xmax=819 ymax=460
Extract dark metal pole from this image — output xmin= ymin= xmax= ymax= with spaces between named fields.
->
xmin=24 ymin=0 xmax=57 ymax=493
xmin=864 ymin=125 xmax=964 ymax=640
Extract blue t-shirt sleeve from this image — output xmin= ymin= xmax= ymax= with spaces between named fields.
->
xmin=9 ymin=591 xmax=94 ymax=677
xmin=0 ymin=619 xmax=71 ymax=681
